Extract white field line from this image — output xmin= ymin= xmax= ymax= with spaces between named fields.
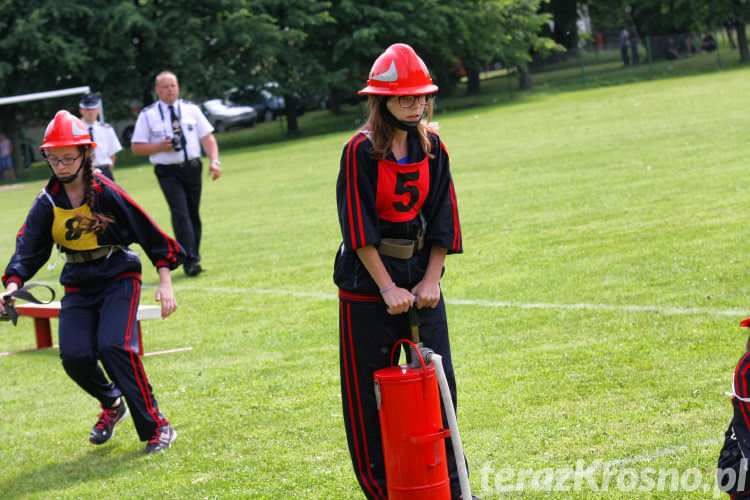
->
xmin=143 ymin=346 xmax=193 ymax=357
xmin=602 ymin=438 xmax=721 ymax=467
xmin=139 ymin=284 xmax=746 ymax=318
xmin=30 ymin=280 xmax=745 ymax=317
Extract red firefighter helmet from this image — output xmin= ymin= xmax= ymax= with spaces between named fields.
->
xmin=359 ymin=43 xmax=438 ymax=96
xmin=40 ymin=110 xmax=97 ymax=150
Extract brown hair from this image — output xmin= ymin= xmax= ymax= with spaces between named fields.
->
xmin=73 ymin=149 xmax=113 ymax=235
xmin=364 ymin=95 xmax=435 ymax=161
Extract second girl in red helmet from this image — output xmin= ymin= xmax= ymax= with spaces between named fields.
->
xmin=0 ymin=110 xmax=183 ymax=454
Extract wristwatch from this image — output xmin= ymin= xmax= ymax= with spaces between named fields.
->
xmin=210 ymin=159 xmax=221 ymax=166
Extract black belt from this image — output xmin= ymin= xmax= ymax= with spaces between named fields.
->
xmin=65 ymin=245 xmax=122 ymax=263
xmin=155 ymin=158 xmax=201 ymax=168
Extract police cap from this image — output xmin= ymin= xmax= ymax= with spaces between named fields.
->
xmin=79 ymin=92 xmax=102 ymax=109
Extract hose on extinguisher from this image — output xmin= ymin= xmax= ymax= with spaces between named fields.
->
xmin=422 ymin=347 xmax=472 ymax=500
xmin=408 ymin=297 xmax=472 ymax=499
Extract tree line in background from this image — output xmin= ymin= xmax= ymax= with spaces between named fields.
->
xmin=547 ymin=0 xmax=750 ymax=58
xmin=0 ymin=0 xmax=748 ymax=157
xmin=0 ymin=0 xmax=558 ymax=141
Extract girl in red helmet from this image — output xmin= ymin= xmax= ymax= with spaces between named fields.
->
xmin=0 ymin=110 xmax=184 ymax=454
xmin=334 ymin=44 xmax=477 ymax=499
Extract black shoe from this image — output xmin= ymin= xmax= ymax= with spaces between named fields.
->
xmin=145 ymin=423 xmax=176 ymax=454
xmin=184 ymin=263 xmax=203 ymax=276
xmin=89 ymin=401 xmax=129 ymax=445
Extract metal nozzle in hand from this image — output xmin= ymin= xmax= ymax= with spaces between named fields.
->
xmin=408 ymin=295 xmax=423 ymax=367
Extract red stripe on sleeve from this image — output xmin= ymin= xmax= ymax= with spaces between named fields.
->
xmin=735 ymin=353 xmax=750 ymax=430
xmin=449 ymin=181 xmax=461 ymax=251
xmin=345 ymin=134 xmax=368 ymax=249
xmin=3 ymin=276 xmax=22 ymax=288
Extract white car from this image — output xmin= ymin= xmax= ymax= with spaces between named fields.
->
xmin=201 ymin=99 xmax=258 ymax=133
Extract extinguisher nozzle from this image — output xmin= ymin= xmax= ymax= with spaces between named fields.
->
xmin=418 ymin=346 xmax=435 ymax=363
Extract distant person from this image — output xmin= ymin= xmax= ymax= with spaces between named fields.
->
xmin=629 ymin=27 xmax=641 ymax=64
xmin=725 ymin=19 xmax=738 ymax=49
xmin=685 ymin=32 xmax=699 ymax=57
xmin=665 ymin=38 xmax=680 ymax=60
xmin=702 ymin=30 xmax=718 ymax=52
xmin=79 ymin=92 xmax=122 ymax=181
xmin=595 ymin=32 xmax=605 ymax=53
xmin=620 ymin=27 xmax=630 ymax=65
xmin=717 ymin=330 xmax=750 ymax=497
xmin=0 ymin=110 xmax=183 ymax=454
xmin=0 ymin=132 xmax=15 ymax=181
xmin=131 ymin=71 xmax=222 ymax=277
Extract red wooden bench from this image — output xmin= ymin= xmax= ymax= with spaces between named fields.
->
xmin=13 ymin=302 xmax=162 ymax=354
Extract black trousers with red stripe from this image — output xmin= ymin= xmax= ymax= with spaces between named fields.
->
xmin=339 ymin=290 xmax=465 ymax=499
xmin=58 ymin=275 xmax=168 ymax=441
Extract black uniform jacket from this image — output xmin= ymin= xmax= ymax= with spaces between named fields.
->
xmin=2 ymin=174 xmax=184 ymax=289
xmin=334 ymin=129 xmax=462 ymax=294
xmin=720 ymin=351 xmax=750 ymax=462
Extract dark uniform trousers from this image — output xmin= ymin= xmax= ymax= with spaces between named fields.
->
xmin=154 ymin=160 xmax=202 ymax=269
xmin=339 ymin=292 xmax=467 ymax=500
xmin=59 ymin=275 xmax=167 ymax=441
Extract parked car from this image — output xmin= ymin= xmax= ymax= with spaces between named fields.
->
xmin=201 ymin=99 xmax=258 ymax=133
xmin=225 ymin=82 xmax=304 ymax=122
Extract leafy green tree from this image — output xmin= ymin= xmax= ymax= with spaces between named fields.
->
xmin=495 ymin=0 xmax=561 ymax=90
xmin=116 ymin=0 xmax=280 ymax=112
xmin=249 ymin=0 xmax=334 ymax=134
xmin=315 ymin=0 xmax=455 ymax=112
xmin=451 ymin=0 xmax=560 ymax=93
xmin=544 ymin=0 xmax=579 ymax=49
xmin=0 ymin=2 xmax=97 ymax=172
xmin=0 ymin=0 xmax=279 ymax=174
xmin=586 ymin=0 xmax=750 ymax=62
xmin=0 ymin=0 xmax=574 ymax=166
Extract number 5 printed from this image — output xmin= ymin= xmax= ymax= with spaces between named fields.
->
xmin=393 ymin=171 xmax=420 ymax=212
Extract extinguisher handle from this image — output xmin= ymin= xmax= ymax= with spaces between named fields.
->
xmin=389 ymin=338 xmax=428 ymax=374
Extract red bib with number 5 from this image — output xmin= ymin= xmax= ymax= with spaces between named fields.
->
xmin=376 ymin=157 xmax=429 ymax=222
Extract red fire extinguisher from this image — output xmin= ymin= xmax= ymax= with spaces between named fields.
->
xmin=373 ymin=305 xmax=452 ymax=499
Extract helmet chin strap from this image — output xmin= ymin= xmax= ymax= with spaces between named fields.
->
xmin=381 ymin=100 xmax=421 ymax=131
xmin=46 ymin=158 xmax=85 ymax=184
xmin=55 ymin=162 xmax=85 ymax=184
xmin=44 ymin=147 xmax=88 ymax=184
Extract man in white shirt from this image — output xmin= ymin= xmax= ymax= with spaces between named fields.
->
xmin=79 ymin=92 xmax=122 ymax=181
xmin=130 ymin=71 xmax=221 ymax=277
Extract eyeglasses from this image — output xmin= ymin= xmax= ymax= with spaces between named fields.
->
xmin=396 ymin=95 xmax=433 ymax=108
xmin=47 ymin=153 xmax=82 ymax=167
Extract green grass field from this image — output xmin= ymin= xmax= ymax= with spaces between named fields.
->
xmin=2 ymin=66 xmax=750 ymax=499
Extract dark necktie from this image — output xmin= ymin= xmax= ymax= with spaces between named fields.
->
xmin=88 ymin=126 xmax=94 ymax=142
xmin=169 ymin=104 xmax=188 ymax=163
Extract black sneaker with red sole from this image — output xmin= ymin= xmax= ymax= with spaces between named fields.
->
xmin=89 ymin=401 xmax=129 ymax=445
